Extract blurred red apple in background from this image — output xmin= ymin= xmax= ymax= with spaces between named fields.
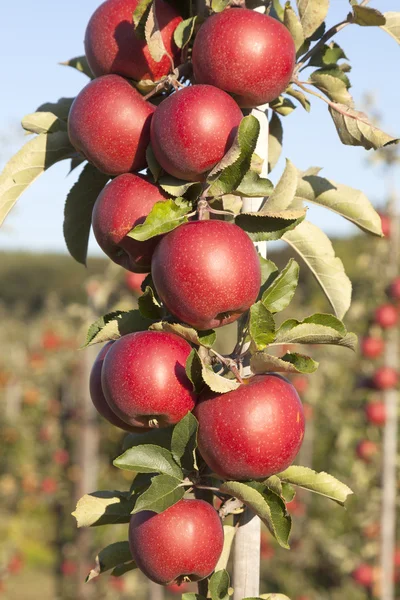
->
xmin=356 ymin=440 xmax=378 ymax=463
xmin=374 ymin=304 xmax=398 ymax=329
xmin=126 ymin=272 xmax=147 ymax=294
xmin=379 ymin=213 xmax=391 ymax=238
xmin=351 ymin=564 xmax=374 ymax=588
xmin=365 ymin=400 xmax=386 ymax=426
xmin=372 ymin=366 xmax=398 ymax=390
xmin=361 ymin=336 xmax=384 ymax=359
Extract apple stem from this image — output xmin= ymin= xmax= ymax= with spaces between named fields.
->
xmin=209 ymin=349 xmax=244 ymax=384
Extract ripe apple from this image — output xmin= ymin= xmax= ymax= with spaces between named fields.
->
xmin=356 ymin=440 xmax=378 ymax=463
xmin=92 ymin=174 xmax=168 ymax=272
xmin=291 ymin=375 xmax=309 ymax=395
xmin=41 ymin=477 xmax=58 ymax=495
xmin=128 ymin=499 xmax=224 ymax=584
xmin=351 ymin=564 xmax=374 ymax=588
xmin=286 ymin=498 xmax=306 ymax=517
xmin=151 ymin=221 xmax=261 ymax=330
xmin=194 ymin=375 xmax=305 ymax=480
xmin=374 ymin=303 xmax=398 ymax=329
xmin=394 ymin=547 xmax=400 ymax=567
xmin=53 ymin=449 xmax=70 ymax=466
xmin=126 ymin=272 xmax=147 ymax=294
xmin=85 ymin=0 xmax=182 ymax=81
xmin=192 ymin=8 xmax=296 ymax=108
xmin=8 ymin=554 xmax=24 ymax=575
xmin=388 ymin=277 xmax=400 ymax=301
xmin=42 ymin=330 xmax=62 ymax=350
xmin=101 ymin=332 xmax=196 ymax=428
xmin=365 ymin=401 xmax=386 ymax=426
xmin=379 ymin=213 xmax=391 ymax=238
xmin=150 ymin=85 xmax=243 ymax=181
xmin=68 ymin=75 xmax=154 ymax=175
xmin=361 ymin=336 xmax=384 ymax=359
xmin=90 ymin=341 xmax=145 ymax=432
xmin=261 ymin=533 xmax=275 ymax=560
xmin=372 ymin=366 xmax=399 ymax=390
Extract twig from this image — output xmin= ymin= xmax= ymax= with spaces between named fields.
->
xmin=209 ymin=348 xmax=244 ymax=383
xmin=295 ymin=0 xmax=371 ymax=74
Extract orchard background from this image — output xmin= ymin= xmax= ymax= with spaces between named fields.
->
xmin=1 ymin=1 xmax=400 ymax=600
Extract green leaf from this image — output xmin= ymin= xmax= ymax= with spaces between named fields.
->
xmin=235 ymin=170 xmax=274 ymax=198
xmin=264 ymin=475 xmax=283 ymax=498
xmin=268 ymin=113 xmax=283 ymax=172
xmin=209 ymin=570 xmax=230 ymax=600
xmin=259 ymin=255 xmax=279 ymax=287
xmin=309 ymin=42 xmax=348 ymax=67
xmin=128 ymin=199 xmax=191 ymax=241
xmin=114 ymin=445 xmax=183 ymax=479
xmin=352 ymin=5 xmax=386 ymax=27
xmin=150 ymin=321 xmax=216 ymax=348
xmin=189 ymin=349 xmax=240 ymax=394
xmin=277 ymin=465 xmax=353 ymax=505
xmin=310 ymin=69 xmax=353 ymax=106
xmin=174 ymin=16 xmax=197 ymax=48
xmin=283 ymin=4 xmax=305 ymax=52
xmin=297 ymin=0 xmax=329 ymax=38
xmin=328 ymin=103 xmax=399 ymax=150
xmin=86 ymin=542 xmax=134 ymax=582
xmin=123 ymin=427 xmax=174 ymax=454
xmin=111 ymin=562 xmax=138 ymax=577
xmin=211 ymin=0 xmax=230 ymax=11
xmin=171 ymin=412 xmax=198 ymax=471
xmin=381 ymin=12 xmax=400 ymax=44
xmin=285 ymin=87 xmax=311 ymax=112
xmin=270 ymin=0 xmax=284 ymax=21
xmin=250 ymin=351 xmax=318 ymax=374
xmin=36 ymin=97 xmax=74 ymax=121
xmin=182 ymin=595 xmax=207 ymax=600
xmin=0 ymin=131 xmax=74 ymax=227
xmin=274 ymin=313 xmax=357 ymax=350
xmin=266 ymin=159 xmax=298 ymax=212
xmin=207 ymin=116 xmax=260 ymax=197
xmin=296 ymin=172 xmax=383 ymax=235
xmin=249 ymin=302 xmax=276 ymax=350
xmin=235 ymin=209 xmax=306 ymax=242
xmin=215 ymin=525 xmax=236 ymax=572
xmin=138 ymin=286 xmax=163 ymax=319
xmin=159 ymin=175 xmax=201 ymax=198
xmin=133 ymin=0 xmax=153 ymax=28
xmin=185 ymin=349 xmax=206 ymax=394
xmin=60 ymin=56 xmax=94 ymax=78
xmin=145 ymin=2 xmax=168 ymax=62
xmin=259 ymin=595 xmax=291 ymax=600
xmin=146 ymin=145 xmax=163 ymax=181
xmin=85 ymin=310 xmax=153 ymax=346
xmin=72 ymin=491 xmax=135 ymax=528
xmin=262 ymin=259 xmax=299 ymax=313
xmin=270 ymin=96 xmax=296 ymax=116
xmin=21 ymin=112 xmax=67 ymax=135
xmin=63 ymin=164 xmax=109 ymax=266
xmin=220 ymin=481 xmax=291 ymax=548
xmin=132 ymin=474 xmax=184 ymax=514
xmin=283 ymin=221 xmax=352 ymax=319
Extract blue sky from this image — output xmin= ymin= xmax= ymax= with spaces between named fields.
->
xmin=0 ymin=0 xmax=399 ymax=257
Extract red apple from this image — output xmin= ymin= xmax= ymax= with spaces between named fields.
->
xmin=388 ymin=277 xmax=400 ymax=301
xmin=53 ymin=449 xmax=70 ymax=466
xmin=41 ymin=477 xmax=58 ymax=495
xmin=192 ymin=8 xmax=296 ymax=108
xmin=286 ymin=498 xmax=306 ymax=517
xmin=101 ymin=332 xmax=196 ymax=428
xmin=90 ymin=341 xmax=145 ymax=432
xmin=361 ymin=336 xmax=384 ymax=359
xmin=351 ymin=564 xmax=374 ymax=588
xmin=151 ymin=221 xmax=261 ymax=330
xmin=42 ymin=330 xmax=62 ymax=350
xmin=92 ymin=174 xmax=168 ymax=272
xmin=150 ymin=85 xmax=243 ymax=181
xmin=372 ymin=366 xmax=399 ymax=390
xmin=61 ymin=560 xmax=77 ymax=577
xmin=126 ymin=272 xmax=147 ymax=294
xmin=356 ymin=440 xmax=378 ymax=463
xmin=68 ymin=75 xmax=154 ymax=175
xmin=194 ymin=375 xmax=305 ymax=480
xmin=291 ymin=375 xmax=309 ymax=395
xmin=379 ymin=213 xmax=391 ymax=238
xmin=85 ymin=0 xmax=182 ymax=81
xmin=365 ymin=401 xmax=386 ymax=426
xmin=128 ymin=499 xmax=224 ymax=584
xmin=8 ymin=554 xmax=24 ymax=575
xmin=261 ymin=533 xmax=275 ymax=560
xmin=374 ymin=304 xmax=398 ymax=329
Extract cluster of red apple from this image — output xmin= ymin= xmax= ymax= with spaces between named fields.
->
xmin=352 ymin=273 xmax=400 ymax=590
xmin=77 ymin=0 xmax=304 ymax=586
